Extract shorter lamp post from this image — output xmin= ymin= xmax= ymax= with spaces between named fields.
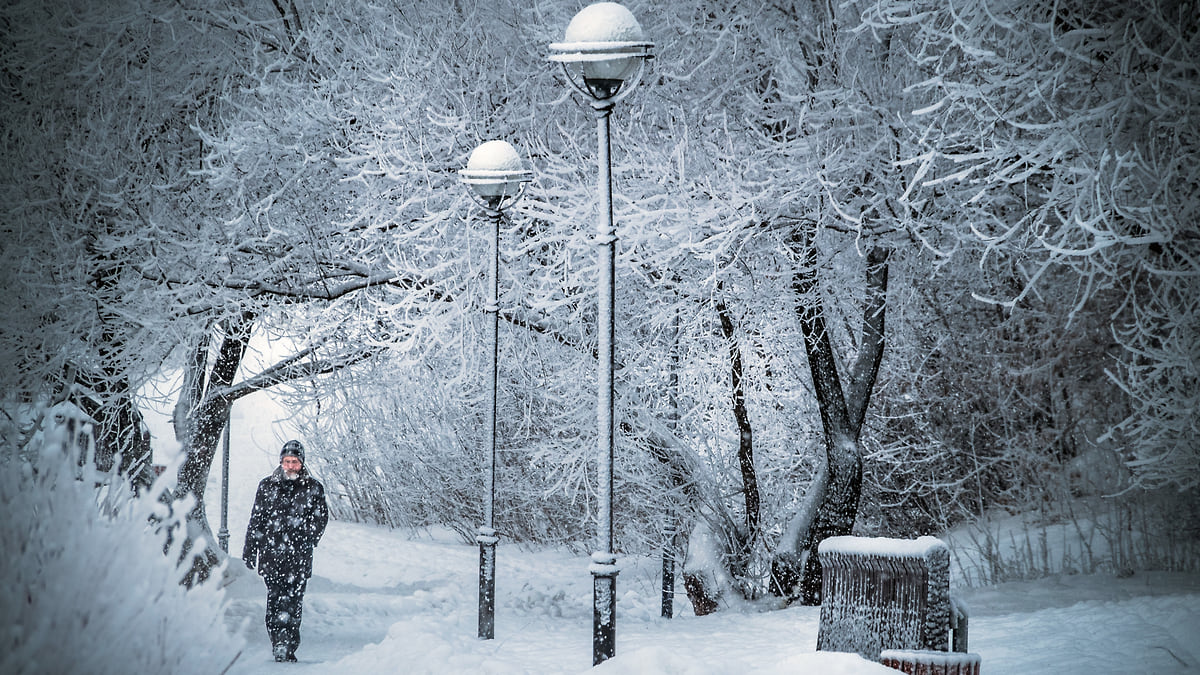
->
xmin=549 ymin=2 xmax=653 ymax=666
xmin=460 ymin=140 xmax=532 ymax=641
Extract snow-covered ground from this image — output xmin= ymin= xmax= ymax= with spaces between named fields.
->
xmin=170 ymin=393 xmax=1200 ymax=674
xmin=217 ymin=518 xmax=1200 ymax=674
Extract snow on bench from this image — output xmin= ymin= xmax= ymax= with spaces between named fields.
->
xmin=816 ymin=535 xmax=969 ymax=661
xmin=880 ymin=649 xmax=981 ymax=675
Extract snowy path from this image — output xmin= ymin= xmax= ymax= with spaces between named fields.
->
xmin=198 ymin=398 xmax=1200 ymax=673
xmin=218 ymin=519 xmax=1200 ymax=674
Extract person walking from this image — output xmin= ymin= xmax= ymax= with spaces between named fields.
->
xmin=243 ymin=440 xmax=329 ymax=663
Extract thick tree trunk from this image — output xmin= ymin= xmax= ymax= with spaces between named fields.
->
xmin=175 ymin=398 xmax=228 ymax=585
xmin=797 ymin=431 xmax=862 ymax=604
xmin=848 ymin=247 xmax=890 ymax=433
xmin=73 ymin=370 xmax=155 ymax=491
xmin=778 ymin=226 xmax=890 ymax=605
xmin=172 ymin=313 xmax=253 ymax=586
xmin=74 ymin=239 xmax=155 ymax=491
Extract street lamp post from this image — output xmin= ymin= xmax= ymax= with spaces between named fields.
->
xmin=218 ymin=413 xmax=230 ymax=553
xmin=460 ymin=139 xmax=532 ymax=641
xmin=549 ymin=2 xmax=653 ymax=666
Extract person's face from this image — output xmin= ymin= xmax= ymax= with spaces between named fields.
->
xmin=281 ymin=455 xmax=302 ymax=477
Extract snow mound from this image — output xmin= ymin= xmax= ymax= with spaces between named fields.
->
xmin=1 ymin=457 xmax=243 ymax=675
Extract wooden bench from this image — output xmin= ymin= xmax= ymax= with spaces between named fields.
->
xmin=816 ymin=536 xmax=969 ymax=661
xmin=880 ymin=649 xmax=981 ymax=675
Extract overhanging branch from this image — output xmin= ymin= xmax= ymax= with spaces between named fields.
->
xmin=213 ymin=345 xmax=380 ymax=403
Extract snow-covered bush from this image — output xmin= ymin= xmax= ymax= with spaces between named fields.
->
xmin=0 ymin=443 xmax=244 ymax=674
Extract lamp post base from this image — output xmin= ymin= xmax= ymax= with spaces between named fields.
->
xmin=477 ymin=527 xmax=499 ymax=640
xmin=590 ymin=552 xmax=619 ymax=665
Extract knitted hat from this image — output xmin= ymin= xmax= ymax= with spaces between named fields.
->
xmin=280 ymin=439 xmax=305 ymax=463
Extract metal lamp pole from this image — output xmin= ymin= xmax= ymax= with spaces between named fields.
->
xmin=460 ymin=140 xmax=532 ymax=641
xmin=218 ymin=412 xmax=230 ymax=553
xmin=549 ymin=2 xmax=653 ymax=665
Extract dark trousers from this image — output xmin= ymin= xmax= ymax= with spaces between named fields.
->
xmin=265 ymin=575 xmax=307 ymax=653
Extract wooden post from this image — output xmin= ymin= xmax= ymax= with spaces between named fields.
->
xmin=816 ymin=536 xmax=953 ymax=660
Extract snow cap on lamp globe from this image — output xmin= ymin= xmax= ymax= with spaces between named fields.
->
xmin=464 ymin=140 xmax=528 ymax=198
xmin=563 ymin=2 xmax=646 ymax=82
xmin=564 ymin=2 xmax=645 ymax=43
xmin=466 ymin=140 xmax=524 ymax=174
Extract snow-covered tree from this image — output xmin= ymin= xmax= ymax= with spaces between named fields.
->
xmin=888 ymin=0 xmax=1199 ymax=491
xmin=4 ymin=0 xmax=1192 ymax=610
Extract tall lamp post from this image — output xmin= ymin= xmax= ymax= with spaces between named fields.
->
xmin=218 ymin=413 xmax=230 ymax=553
xmin=460 ymin=139 xmax=532 ymax=641
xmin=549 ymin=2 xmax=653 ymax=666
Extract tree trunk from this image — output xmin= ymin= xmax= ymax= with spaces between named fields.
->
xmin=73 ymin=369 xmax=155 ymax=491
xmin=780 ymin=225 xmax=890 ymax=605
xmin=681 ymin=228 xmax=890 ymax=613
xmin=796 ymin=431 xmax=862 ymax=604
xmin=73 ymin=235 xmax=155 ymax=491
xmin=172 ymin=313 xmax=253 ymax=585
xmin=717 ymin=293 xmax=760 ymax=535
xmin=678 ymin=292 xmax=765 ymax=614
xmin=681 ymin=503 xmax=744 ymax=615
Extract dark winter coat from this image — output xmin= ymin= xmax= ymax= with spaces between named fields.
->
xmin=243 ymin=466 xmax=328 ymax=581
